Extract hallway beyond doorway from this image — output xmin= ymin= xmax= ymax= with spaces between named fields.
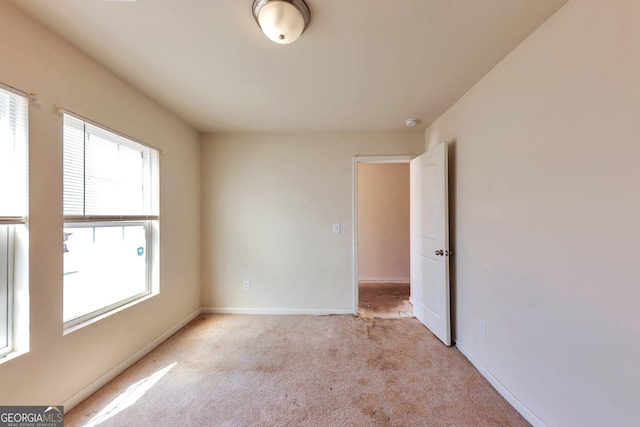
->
xmin=358 ymin=282 xmax=413 ymax=319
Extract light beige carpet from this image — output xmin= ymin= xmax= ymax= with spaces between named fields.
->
xmin=66 ymin=315 xmax=530 ymax=426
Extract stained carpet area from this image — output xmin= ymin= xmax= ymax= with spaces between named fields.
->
xmin=358 ymin=282 xmax=413 ymax=319
xmin=66 ymin=315 xmax=529 ymax=426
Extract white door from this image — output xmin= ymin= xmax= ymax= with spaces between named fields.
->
xmin=410 ymin=142 xmax=450 ymax=346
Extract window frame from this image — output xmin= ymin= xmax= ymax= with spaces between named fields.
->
xmin=0 ymin=84 xmax=28 ymax=359
xmin=62 ymin=112 xmax=159 ymax=329
xmin=0 ymin=226 xmax=14 ymax=357
xmin=63 ymin=220 xmax=153 ymax=329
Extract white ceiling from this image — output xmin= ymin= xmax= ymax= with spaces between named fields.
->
xmin=12 ymin=0 xmax=568 ymax=133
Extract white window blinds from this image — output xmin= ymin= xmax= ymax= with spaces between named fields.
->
xmin=63 ymin=114 xmax=159 ymax=219
xmin=0 ymin=86 xmax=28 ymax=223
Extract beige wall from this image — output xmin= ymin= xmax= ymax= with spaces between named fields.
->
xmin=357 ymin=163 xmax=410 ymax=282
xmin=425 ymin=0 xmax=640 ymax=425
xmin=201 ymin=132 xmax=423 ymax=313
xmin=0 ymin=2 xmax=201 ymax=407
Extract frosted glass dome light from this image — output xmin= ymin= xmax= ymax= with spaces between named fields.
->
xmin=252 ymin=0 xmax=310 ymax=45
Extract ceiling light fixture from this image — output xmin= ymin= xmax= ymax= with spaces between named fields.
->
xmin=252 ymin=0 xmax=310 ymax=45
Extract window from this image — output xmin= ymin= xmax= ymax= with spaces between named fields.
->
xmin=63 ymin=114 xmax=159 ymax=328
xmin=0 ymin=85 xmax=28 ymax=357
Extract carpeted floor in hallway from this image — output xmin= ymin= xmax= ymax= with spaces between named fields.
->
xmin=358 ymin=282 xmax=413 ymax=320
xmin=65 ymin=314 xmax=530 ymax=426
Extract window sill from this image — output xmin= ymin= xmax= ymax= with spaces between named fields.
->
xmin=63 ymin=292 xmax=158 ymax=336
xmin=0 ymin=349 xmax=29 ymax=366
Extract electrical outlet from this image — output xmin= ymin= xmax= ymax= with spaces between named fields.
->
xmin=479 ymin=320 xmax=486 ymax=337
xmin=242 ymin=280 xmax=250 ymax=292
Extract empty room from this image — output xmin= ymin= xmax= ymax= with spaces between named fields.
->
xmin=0 ymin=0 xmax=638 ymax=426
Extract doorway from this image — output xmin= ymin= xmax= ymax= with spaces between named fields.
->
xmin=352 ymin=155 xmax=414 ymax=318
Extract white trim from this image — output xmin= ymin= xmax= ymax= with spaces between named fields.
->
xmin=0 ymin=82 xmax=28 ymax=98
xmin=58 ymin=107 xmax=163 ymax=154
xmin=202 ymin=307 xmax=353 ymax=316
xmin=456 ymin=342 xmax=547 ymax=427
xmin=352 ymin=154 xmax=419 ymax=316
xmin=358 ymin=276 xmax=410 ymax=284
xmin=351 ymin=157 xmax=359 ymax=315
xmin=355 ymin=155 xmax=415 ymax=164
xmin=0 ymin=217 xmax=26 ymax=225
xmin=63 ymin=292 xmax=156 ymax=336
xmin=61 ymin=309 xmax=202 ymax=412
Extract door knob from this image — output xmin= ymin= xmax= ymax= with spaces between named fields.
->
xmin=435 ymin=249 xmax=443 ymax=256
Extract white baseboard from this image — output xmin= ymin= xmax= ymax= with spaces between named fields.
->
xmin=456 ymin=342 xmax=546 ymax=427
xmin=358 ymin=276 xmax=410 ymax=284
xmin=202 ymin=307 xmax=353 ymax=316
xmin=61 ymin=309 xmax=202 ymax=412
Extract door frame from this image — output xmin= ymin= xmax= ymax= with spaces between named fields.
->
xmin=351 ymin=155 xmax=418 ymax=315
